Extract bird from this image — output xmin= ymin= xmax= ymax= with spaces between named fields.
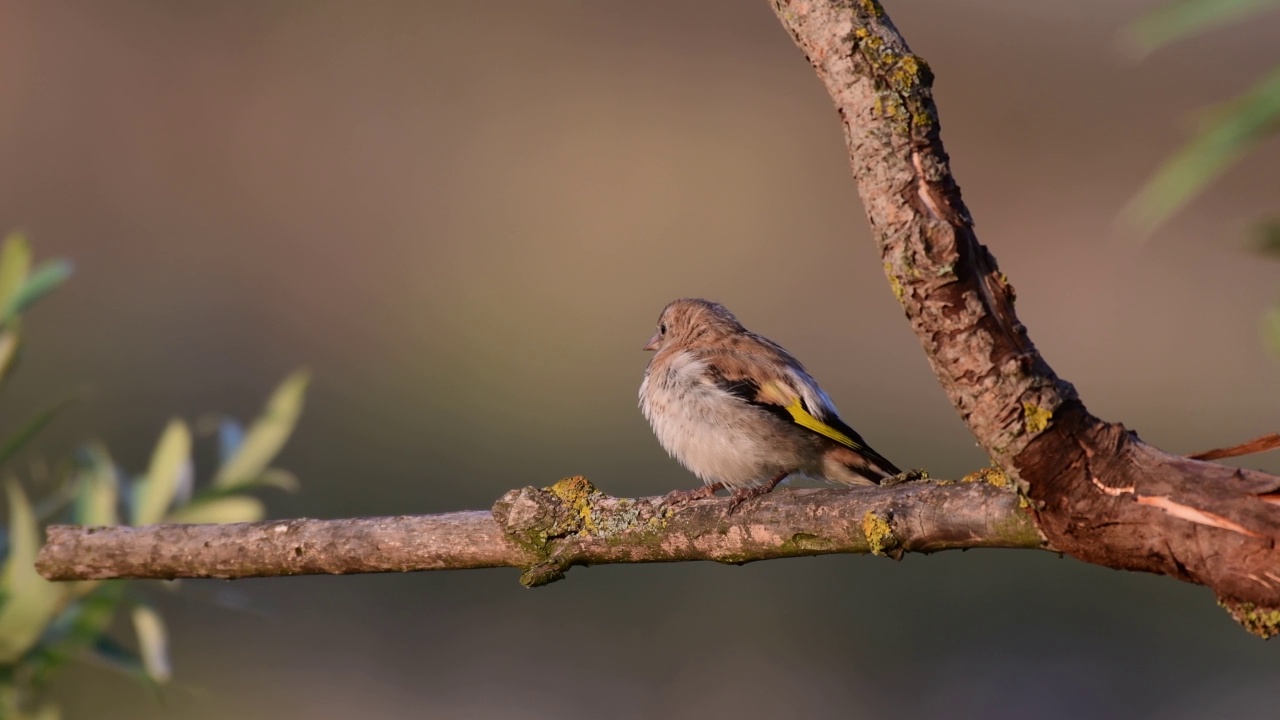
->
xmin=639 ymin=298 xmax=903 ymax=506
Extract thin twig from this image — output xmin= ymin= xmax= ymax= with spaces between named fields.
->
xmin=1189 ymin=433 xmax=1280 ymax=461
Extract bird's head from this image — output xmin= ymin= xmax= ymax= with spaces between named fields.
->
xmin=644 ymin=298 xmax=743 ymax=352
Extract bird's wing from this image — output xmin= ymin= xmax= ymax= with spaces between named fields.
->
xmin=699 ymin=349 xmax=876 ymax=454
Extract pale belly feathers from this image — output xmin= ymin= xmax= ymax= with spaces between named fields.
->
xmin=640 ymin=351 xmax=806 ymax=489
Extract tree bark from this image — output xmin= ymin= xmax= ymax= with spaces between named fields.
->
xmin=37 ymin=477 xmax=1041 ymax=586
xmin=34 ymin=0 xmax=1280 ymax=639
xmin=767 ymin=0 xmax=1280 ymax=636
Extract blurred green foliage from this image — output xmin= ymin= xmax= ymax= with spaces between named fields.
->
xmin=0 ymin=232 xmax=308 ymax=720
xmin=1123 ymin=0 xmax=1280 ymax=239
xmin=1123 ymin=0 xmax=1280 ymax=353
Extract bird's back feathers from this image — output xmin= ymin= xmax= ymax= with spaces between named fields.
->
xmin=695 ymin=339 xmax=901 ymax=479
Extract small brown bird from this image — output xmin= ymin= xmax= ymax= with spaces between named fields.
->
xmin=639 ymin=298 xmax=902 ymax=505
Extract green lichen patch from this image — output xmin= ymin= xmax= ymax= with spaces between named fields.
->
xmin=861 ymin=511 xmax=898 ymax=557
xmin=519 ymin=563 xmax=566 ymax=588
xmin=1220 ymin=599 xmax=1280 ymax=639
xmin=990 ymin=512 xmax=1044 ymax=548
xmin=547 ymin=476 xmax=668 ymax=539
xmin=961 ymin=466 xmax=1009 ymax=488
xmin=885 ymin=263 xmax=906 ymax=302
xmin=850 ymin=26 xmax=935 ymax=135
xmin=898 ymin=247 xmax=922 ymax=279
xmin=593 ymin=499 xmax=644 ymax=537
xmin=494 ymin=476 xmax=674 ymax=588
xmin=857 ymin=0 xmax=885 ymax=18
xmin=491 ymin=486 xmax=572 ymax=553
xmin=1022 ymin=402 xmax=1052 ymax=434
xmin=548 ymin=475 xmax=601 ymax=534
xmin=781 ymin=532 xmax=831 ymax=554
xmin=994 ymin=271 xmax=1017 ymax=303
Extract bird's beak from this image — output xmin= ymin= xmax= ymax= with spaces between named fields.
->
xmin=643 ymin=332 xmax=661 ymax=351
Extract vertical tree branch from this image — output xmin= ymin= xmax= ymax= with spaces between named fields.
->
xmin=768 ymin=0 xmax=1280 ymax=636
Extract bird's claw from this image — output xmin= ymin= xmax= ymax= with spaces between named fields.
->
xmin=662 ymin=485 xmax=721 ymax=508
xmin=725 ymin=485 xmax=773 ymax=516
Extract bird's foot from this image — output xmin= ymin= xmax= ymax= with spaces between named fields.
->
xmin=725 ymin=473 xmax=788 ymax=516
xmin=662 ymin=484 xmax=722 ymax=508
xmin=880 ymin=468 xmax=929 ymax=487
xmin=725 ymin=486 xmax=772 ymax=515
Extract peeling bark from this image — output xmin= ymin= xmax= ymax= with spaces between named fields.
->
xmin=769 ymin=0 xmax=1280 ymax=635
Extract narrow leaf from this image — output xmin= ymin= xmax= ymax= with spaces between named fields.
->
xmin=1121 ymin=66 xmax=1280 ymax=239
xmin=6 ymin=260 xmax=72 ymax=322
xmin=86 ymin=634 xmax=148 ymax=679
xmin=1262 ymin=304 xmax=1280 ymax=358
xmin=165 ymin=495 xmax=265 ymax=524
xmin=0 ymin=395 xmax=79 ymax=469
xmin=0 ymin=482 xmax=66 ymax=663
xmin=213 ymin=371 xmax=309 ymax=489
xmin=130 ymin=420 xmax=192 ymax=526
xmin=0 ymin=233 xmax=32 ymax=323
xmin=1254 ymin=217 xmax=1280 ymax=257
xmin=131 ymin=605 xmax=172 ymax=683
xmin=0 ymin=328 xmax=20 ymax=384
xmin=256 ymin=467 xmax=300 ymax=493
xmin=26 ymin=582 xmax=125 ymax=683
xmin=217 ymin=418 xmax=245 ymax=466
xmin=72 ymin=443 xmax=118 ymax=527
xmin=1127 ymin=0 xmax=1280 ymax=54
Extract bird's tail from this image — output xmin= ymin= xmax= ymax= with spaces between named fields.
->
xmin=821 ymin=444 xmax=902 ymax=486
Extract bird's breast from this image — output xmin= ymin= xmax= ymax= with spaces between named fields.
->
xmin=639 ymin=351 xmax=795 ymax=486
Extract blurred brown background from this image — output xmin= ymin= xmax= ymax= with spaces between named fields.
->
xmin=1 ymin=0 xmax=1278 ymax=718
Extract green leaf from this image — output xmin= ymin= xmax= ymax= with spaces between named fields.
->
xmin=1262 ymin=304 xmax=1280 ymax=358
xmin=26 ymin=582 xmax=125 ymax=684
xmin=0 ymin=233 xmax=32 ymax=325
xmin=130 ymin=420 xmax=192 ymax=526
xmin=211 ymin=417 xmax=243 ymax=465
xmin=72 ymin=444 xmax=118 ymax=527
xmin=86 ymin=633 xmax=165 ymax=699
xmin=165 ymin=495 xmax=264 ymax=524
xmin=212 ymin=371 xmax=309 ymax=489
xmin=0 ymin=327 xmax=20 ymax=384
xmin=85 ymin=635 xmax=149 ymax=681
xmin=1127 ymin=0 xmax=1280 ymax=54
xmin=6 ymin=260 xmax=73 ymax=320
xmin=0 ymin=482 xmax=66 ymax=663
xmin=131 ymin=604 xmax=171 ymax=683
xmin=1254 ymin=217 xmax=1280 ymax=257
xmin=253 ymin=468 xmax=300 ymax=493
xmin=1121 ymin=65 xmax=1280 ymax=239
xmin=0 ymin=395 xmax=79 ymax=469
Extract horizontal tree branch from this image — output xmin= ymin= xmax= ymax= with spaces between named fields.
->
xmin=37 ymin=476 xmax=1042 ymax=585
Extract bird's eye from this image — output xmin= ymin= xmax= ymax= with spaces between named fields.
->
xmin=659 ymin=323 xmax=667 ymax=335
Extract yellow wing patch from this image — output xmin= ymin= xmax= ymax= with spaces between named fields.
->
xmin=755 ymin=380 xmax=866 ymax=450
xmin=783 ymin=397 xmax=866 ymax=451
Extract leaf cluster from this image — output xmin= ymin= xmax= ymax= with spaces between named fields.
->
xmin=0 ymin=233 xmax=309 ymax=719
